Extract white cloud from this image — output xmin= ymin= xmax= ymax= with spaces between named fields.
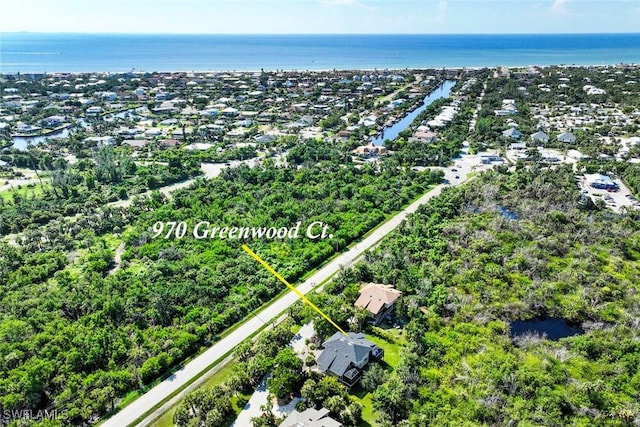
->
xmin=437 ymin=0 xmax=448 ymax=20
xmin=551 ymin=0 xmax=569 ymax=14
xmin=320 ymin=0 xmax=377 ymax=11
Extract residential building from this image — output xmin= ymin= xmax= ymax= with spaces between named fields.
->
xmin=336 ymin=130 xmax=352 ymax=141
xmin=280 ymin=408 xmax=342 ymax=427
xmin=159 ymin=139 xmax=181 ymax=149
xmin=41 ymin=115 xmax=65 ymax=127
xmin=316 ymin=332 xmax=384 ymax=387
xmin=557 ymin=131 xmax=576 ymax=143
xmin=502 ymin=128 xmax=522 ymax=140
xmin=538 ymin=149 xmax=560 ymax=163
xmin=354 ymin=283 xmax=402 ymax=325
xmin=352 ymin=143 xmax=387 ymax=157
xmin=85 ymin=136 xmax=115 ymax=146
xmin=122 ymin=139 xmax=149 ymax=149
xmin=530 ymin=131 xmax=549 ymax=144
xmin=413 ymin=129 xmax=437 ymax=142
xmin=481 ymin=155 xmax=503 ymax=164
xmin=86 ymin=106 xmax=103 ymax=116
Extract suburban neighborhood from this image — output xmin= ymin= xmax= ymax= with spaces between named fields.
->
xmin=2 ymin=63 xmax=640 ymax=427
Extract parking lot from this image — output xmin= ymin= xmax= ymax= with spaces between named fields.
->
xmin=576 ymin=175 xmax=639 ymax=213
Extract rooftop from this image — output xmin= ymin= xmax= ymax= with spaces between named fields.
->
xmin=354 ymin=283 xmax=402 ymax=316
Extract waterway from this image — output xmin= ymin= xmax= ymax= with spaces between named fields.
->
xmin=371 ymin=80 xmax=455 ymax=146
xmin=11 ymin=128 xmax=72 ymax=150
xmin=8 ymin=107 xmax=146 ymax=151
xmin=510 ymin=317 xmax=584 ymax=341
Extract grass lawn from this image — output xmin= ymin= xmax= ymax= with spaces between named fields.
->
xmin=0 ymin=181 xmax=51 ymax=201
xmin=150 ymin=360 xmax=239 ymax=427
xmin=348 ymin=330 xmax=406 ymax=426
xmin=350 ymin=387 xmax=374 ymax=427
xmin=365 ymin=330 xmax=405 ymax=370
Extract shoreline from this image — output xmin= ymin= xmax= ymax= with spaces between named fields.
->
xmin=3 ymin=63 xmax=638 ymax=76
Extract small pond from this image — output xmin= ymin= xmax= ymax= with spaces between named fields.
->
xmin=510 ymin=317 xmax=584 ymax=341
xmin=498 ymin=206 xmax=519 ymax=220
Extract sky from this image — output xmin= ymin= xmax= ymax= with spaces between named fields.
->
xmin=1 ymin=0 xmax=639 ymax=34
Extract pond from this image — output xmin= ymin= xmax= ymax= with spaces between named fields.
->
xmin=11 ymin=128 xmax=72 ymax=151
xmin=510 ymin=317 xmax=584 ymax=341
xmin=370 ymin=79 xmax=456 ymax=146
xmin=498 ymin=206 xmax=519 ymax=220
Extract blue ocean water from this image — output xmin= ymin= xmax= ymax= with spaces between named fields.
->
xmin=1 ymin=33 xmax=639 ymax=73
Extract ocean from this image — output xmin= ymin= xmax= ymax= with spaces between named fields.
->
xmin=1 ymin=33 xmax=639 ymax=73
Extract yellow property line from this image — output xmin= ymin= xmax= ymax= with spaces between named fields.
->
xmin=241 ymin=244 xmax=347 ymax=336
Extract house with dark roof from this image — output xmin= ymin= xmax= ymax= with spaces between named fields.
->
xmin=354 ymin=283 xmax=402 ymax=325
xmin=280 ymin=408 xmax=342 ymax=427
xmin=557 ymin=131 xmax=576 ymax=143
xmin=316 ymin=332 xmax=383 ymax=388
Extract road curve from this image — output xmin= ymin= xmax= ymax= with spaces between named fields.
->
xmin=101 ymin=156 xmax=484 ymax=427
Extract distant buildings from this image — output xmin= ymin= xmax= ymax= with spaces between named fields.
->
xmin=495 ymin=99 xmax=518 ymax=116
xmin=502 ymin=127 xmax=522 ymax=140
xmin=585 ymin=174 xmax=619 ymax=191
xmin=557 ymin=131 xmax=576 ymax=144
xmin=530 ymin=131 xmax=549 ymax=144
xmin=85 ymin=136 xmax=115 ymax=146
xmin=352 ymin=143 xmax=387 ymax=157
xmin=583 ymin=85 xmax=606 ymax=95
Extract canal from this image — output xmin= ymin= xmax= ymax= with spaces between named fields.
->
xmin=370 ymin=79 xmax=456 ymax=146
xmin=9 ymin=107 xmax=147 ymax=151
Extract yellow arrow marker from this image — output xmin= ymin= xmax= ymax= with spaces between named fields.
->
xmin=241 ymin=244 xmax=347 ymax=336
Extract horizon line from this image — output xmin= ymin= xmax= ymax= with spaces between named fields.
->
xmin=3 ymin=31 xmax=640 ymax=36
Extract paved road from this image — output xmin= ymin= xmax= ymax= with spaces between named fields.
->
xmin=0 ymin=176 xmax=45 ymax=193
xmin=102 ymin=154 xmax=488 ymax=427
xmin=107 ymin=152 xmax=284 ymax=209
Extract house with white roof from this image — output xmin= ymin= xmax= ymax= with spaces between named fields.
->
xmin=530 ymin=131 xmax=549 ymax=144
xmin=502 ymin=128 xmax=522 ymax=140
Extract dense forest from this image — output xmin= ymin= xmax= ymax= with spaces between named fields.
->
xmin=319 ymin=164 xmax=640 ymax=426
xmin=0 ymin=140 xmax=443 ymax=425
xmin=0 ymin=146 xmax=202 ymax=235
xmin=178 ymin=162 xmax=640 ymax=426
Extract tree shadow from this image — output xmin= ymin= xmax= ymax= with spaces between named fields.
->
xmin=350 ymin=384 xmax=369 ymax=400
